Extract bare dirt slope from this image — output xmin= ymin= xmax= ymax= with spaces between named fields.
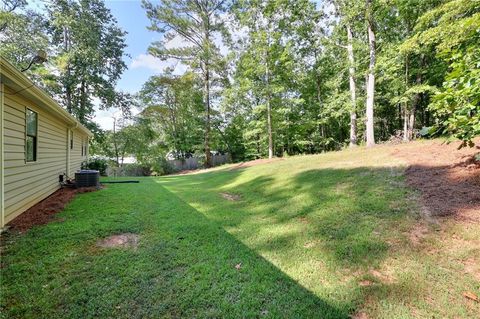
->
xmin=391 ymin=138 xmax=480 ymax=221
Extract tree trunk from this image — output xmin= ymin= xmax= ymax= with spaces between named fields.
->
xmin=365 ymin=0 xmax=376 ymax=147
xmin=203 ymin=64 xmax=212 ymax=167
xmin=266 ymin=28 xmax=273 ymax=159
xmin=63 ymin=26 xmax=73 ymax=114
xmin=407 ymin=67 xmax=423 ymax=141
xmin=202 ymin=12 xmax=212 ymax=168
xmin=403 ymin=106 xmax=409 ymax=141
xmin=403 ymin=54 xmax=409 ymax=141
xmin=80 ymin=80 xmax=87 ymax=124
xmin=266 ymin=88 xmax=273 ymax=159
xmin=313 ymin=49 xmax=323 ymax=148
xmin=346 ymin=24 xmax=358 ymax=147
xmin=113 ymin=117 xmax=119 ymax=166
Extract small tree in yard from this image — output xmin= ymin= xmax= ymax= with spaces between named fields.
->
xmin=142 ymin=0 xmax=230 ymax=167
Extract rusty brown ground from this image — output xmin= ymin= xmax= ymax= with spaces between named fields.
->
xmin=391 ymin=138 xmax=480 ymax=221
xmin=6 ymin=186 xmax=100 ymax=233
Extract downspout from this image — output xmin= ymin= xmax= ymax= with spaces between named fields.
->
xmin=86 ymin=136 xmax=89 ymax=160
xmin=66 ymin=128 xmax=71 ymax=178
xmin=66 ymin=122 xmax=78 ymax=177
xmin=1 ymin=82 xmax=5 ymax=228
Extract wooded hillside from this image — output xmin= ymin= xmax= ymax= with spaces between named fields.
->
xmin=2 ymin=0 xmax=478 ymax=167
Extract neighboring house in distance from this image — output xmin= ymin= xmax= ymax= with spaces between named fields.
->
xmin=0 ymin=57 xmax=93 ymax=228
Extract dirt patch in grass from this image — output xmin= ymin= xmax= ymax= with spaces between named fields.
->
xmin=220 ymin=192 xmax=241 ymax=201
xmin=297 ymin=216 xmax=310 ymax=224
xmin=462 ymin=258 xmax=480 ymax=282
xmin=359 ymin=280 xmax=373 ymax=287
xmin=408 ymin=223 xmax=429 ymax=246
xmin=351 ymin=311 xmax=369 ymax=319
xmin=96 ymin=233 xmax=140 ymax=249
xmin=7 ymin=186 xmax=100 ymax=233
xmin=369 ymin=269 xmax=396 ymax=284
xmin=230 ymin=158 xmax=284 ymax=170
xmin=303 ymin=241 xmax=316 ymax=248
xmin=391 ymin=139 xmax=480 ymax=220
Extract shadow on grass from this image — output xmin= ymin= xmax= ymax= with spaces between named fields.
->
xmin=161 ymin=165 xmax=411 ymax=268
xmin=0 ymin=179 xmax=350 ymax=318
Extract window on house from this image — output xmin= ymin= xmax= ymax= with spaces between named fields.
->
xmin=70 ymin=131 xmax=73 ymax=150
xmin=84 ymin=139 xmax=88 ymax=156
xmin=26 ymin=109 xmax=38 ymax=162
xmin=81 ymin=139 xmax=87 ymax=156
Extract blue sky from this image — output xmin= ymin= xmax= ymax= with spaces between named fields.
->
xmin=104 ymin=0 xmax=159 ymax=94
xmin=29 ymin=0 xmax=323 ymax=129
xmin=28 ymin=0 xmax=161 ymax=129
xmin=96 ymin=0 xmax=193 ymax=129
xmin=95 ymin=1 xmax=162 ymax=129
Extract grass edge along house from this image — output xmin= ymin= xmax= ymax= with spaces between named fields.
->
xmin=0 ymin=57 xmax=92 ymax=228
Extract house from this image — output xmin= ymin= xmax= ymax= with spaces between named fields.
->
xmin=0 ymin=57 xmax=93 ymax=228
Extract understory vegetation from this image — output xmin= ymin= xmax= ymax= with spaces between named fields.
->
xmin=1 ymin=143 xmax=478 ymax=318
xmin=1 ymin=0 xmax=478 ymax=168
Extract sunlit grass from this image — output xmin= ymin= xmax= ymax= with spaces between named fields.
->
xmin=1 ymin=143 xmax=478 ymax=318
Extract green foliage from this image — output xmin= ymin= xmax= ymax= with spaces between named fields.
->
xmin=142 ymin=0 xmax=230 ymax=166
xmin=150 ymin=156 xmax=176 ymax=175
xmin=1 ymin=0 xmax=129 ymax=128
xmin=138 ymin=72 xmax=205 ymax=157
xmin=429 ymin=47 xmax=480 ymax=146
xmin=82 ymin=155 xmax=108 ymax=176
xmin=5 ymin=0 xmax=479 ymax=165
xmin=402 ymin=0 xmax=480 ymax=146
xmin=119 ymin=163 xmax=152 ymax=177
xmin=43 ymin=0 xmax=128 ymax=124
xmin=0 ymin=1 xmax=49 ymax=68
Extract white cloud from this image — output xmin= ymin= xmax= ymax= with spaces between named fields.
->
xmin=130 ymin=53 xmax=188 ymax=75
xmin=164 ymin=34 xmax=189 ymax=49
xmin=130 ymin=31 xmax=228 ymax=75
xmin=130 ymin=53 xmax=167 ymax=72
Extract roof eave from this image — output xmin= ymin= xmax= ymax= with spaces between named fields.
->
xmin=0 ymin=57 xmax=93 ymax=137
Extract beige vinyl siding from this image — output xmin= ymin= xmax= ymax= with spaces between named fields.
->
xmin=1 ymin=83 xmax=4 ymax=227
xmin=68 ymin=128 xmax=88 ymax=177
xmin=3 ymin=85 xmax=69 ymax=224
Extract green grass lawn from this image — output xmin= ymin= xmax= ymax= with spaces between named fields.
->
xmin=1 ymin=144 xmax=479 ymax=318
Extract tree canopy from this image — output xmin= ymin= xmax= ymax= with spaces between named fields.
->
xmin=2 ymin=0 xmax=478 ymax=168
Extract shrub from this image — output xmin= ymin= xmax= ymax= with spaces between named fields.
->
xmin=121 ymin=163 xmax=152 ymax=176
xmin=150 ymin=157 xmax=176 ymax=175
xmin=82 ymin=156 xmax=108 ymax=176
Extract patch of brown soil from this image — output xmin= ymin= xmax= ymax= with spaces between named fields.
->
xmin=220 ymin=192 xmax=241 ymax=201
xmin=369 ymin=269 xmax=396 ymax=284
xmin=303 ymin=241 xmax=316 ymax=248
xmin=359 ymin=280 xmax=374 ymax=287
xmin=391 ymin=139 xmax=480 ymax=220
xmin=230 ymin=158 xmax=284 ymax=170
xmin=7 ymin=186 xmax=100 ymax=233
xmin=350 ymin=311 xmax=369 ymax=319
xmin=462 ymin=258 xmax=480 ymax=282
xmin=96 ymin=233 xmax=140 ymax=249
xmin=297 ymin=216 xmax=310 ymax=224
xmin=408 ymin=223 xmax=429 ymax=246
